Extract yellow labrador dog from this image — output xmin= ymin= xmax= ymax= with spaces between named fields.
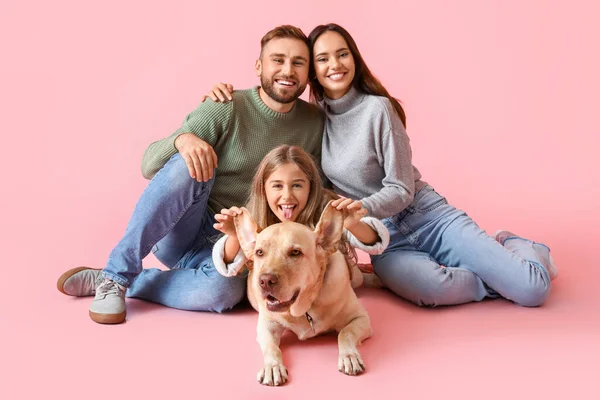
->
xmin=234 ymin=202 xmax=373 ymax=386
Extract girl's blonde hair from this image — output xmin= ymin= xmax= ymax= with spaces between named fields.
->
xmin=247 ymin=145 xmax=357 ymax=266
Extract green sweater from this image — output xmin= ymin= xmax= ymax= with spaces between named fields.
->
xmin=141 ymin=87 xmax=324 ymax=214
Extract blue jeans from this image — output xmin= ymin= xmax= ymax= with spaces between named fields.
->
xmin=371 ymin=186 xmax=552 ymax=307
xmin=102 ymin=154 xmax=246 ymax=312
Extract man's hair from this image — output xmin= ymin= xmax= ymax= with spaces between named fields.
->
xmin=260 ymin=25 xmax=309 ymax=57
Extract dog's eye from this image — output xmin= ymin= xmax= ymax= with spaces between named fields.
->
xmin=290 ymin=249 xmax=303 ymax=257
xmin=255 ymin=249 xmax=264 ymax=257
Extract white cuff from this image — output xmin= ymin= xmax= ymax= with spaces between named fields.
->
xmin=212 ymin=235 xmax=247 ymax=277
xmin=344 ymin=216 xmax=390 ymax=255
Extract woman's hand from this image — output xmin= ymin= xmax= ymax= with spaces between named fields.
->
xmin=331 ymin=197 xmax=368 ymax=230
xmin=200 ymin=82 xmax=235 ymax=103
xmin=213 ymin=206 xmax=244 ymax=236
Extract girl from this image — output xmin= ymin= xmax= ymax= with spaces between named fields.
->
xmin=211 ymin=144 xmax=389 ymax=284
xmin=206 ymin=23 xmax=557 ymax=307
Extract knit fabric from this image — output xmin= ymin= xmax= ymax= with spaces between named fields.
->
xmin=141 ymin=87 xmax=324 ymax=213
xmin=321 ymin=86 xmax=426 ymax=219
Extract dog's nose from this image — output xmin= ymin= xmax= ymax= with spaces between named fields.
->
xmin=259 ymin=273 xmax=278 ymax=289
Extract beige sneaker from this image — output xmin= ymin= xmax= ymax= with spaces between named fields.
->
xmin=57 ymin=267 xmax=104 ymax=296
xmin=89 ymin=279 xmax=127 ymax=324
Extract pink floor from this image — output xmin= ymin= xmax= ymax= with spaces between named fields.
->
xmin=4 ymin=1 xmax=600 ymax=398
xmin=6 ymin=238 xmax=599 ymax=400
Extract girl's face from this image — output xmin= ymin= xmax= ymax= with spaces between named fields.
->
xmin=265 ymin=163 xmax=310 ymax=222
xmin=313 ymin=31 xmax=356 ymax=100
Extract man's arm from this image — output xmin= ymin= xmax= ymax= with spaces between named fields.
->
xmin=140 ymin=99 xmax=233 ymax=180
xmin=174 ymin=133 xmax=218 ymax=182
xmin=141 ymin=130 xmax=183 ymax=179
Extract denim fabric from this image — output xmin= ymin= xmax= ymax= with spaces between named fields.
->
xmin=102 ymin=154 xmax=246 ymax=312
xmin=371 ymin=185 xmax=552 ymax=307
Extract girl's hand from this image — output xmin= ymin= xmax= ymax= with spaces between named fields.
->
xmin=200 ymin=82 xmax=234 ymax=103
xmin=213 ymin=206 xmax=243 ymax=236
xmin=331 ymin=197 xmax=368 ymax=230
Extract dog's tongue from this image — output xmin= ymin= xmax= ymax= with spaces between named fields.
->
xmin=283 ymin=207 xmax=293 ymax=220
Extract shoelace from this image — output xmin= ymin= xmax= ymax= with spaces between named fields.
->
xmin=97 ymin=279 xmax=126 ymax=297
xmin=93 ymin=271 xmax=105 ymax=290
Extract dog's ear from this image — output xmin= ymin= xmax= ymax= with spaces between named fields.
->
xmin=314 ymin=200 xmax=344 ymax=254
xmin=233 ymin=207 xmax=259 ymax=260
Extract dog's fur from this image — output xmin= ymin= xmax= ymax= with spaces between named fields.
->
xmin=234 ymin=202 xmax=373 ymax=386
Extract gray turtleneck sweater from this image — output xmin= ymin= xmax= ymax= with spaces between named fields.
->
xmin=321 ymin=86 xmax=426 ymax=219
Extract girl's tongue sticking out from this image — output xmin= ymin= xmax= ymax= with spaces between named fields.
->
xmin=282 ymin=205 xmax=294 ymax=220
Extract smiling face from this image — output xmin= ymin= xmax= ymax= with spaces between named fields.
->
xmin=265 ymin=163 xmax=310 ymax=223
xmin=256 ymin=37 xmax=310 ymax=109
xmin=312 ymin=31 xmax=356 ymax=100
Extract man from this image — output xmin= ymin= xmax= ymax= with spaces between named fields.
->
xmin=56 ymin=25 xmax=324 ymax=324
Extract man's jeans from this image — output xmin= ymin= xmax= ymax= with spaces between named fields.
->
xmin=102 ymin=154 xmax=246 ymax=312
xmin=371 ymin=185 xmax=553 ymax=307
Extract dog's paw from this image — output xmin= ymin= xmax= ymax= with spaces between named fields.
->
xmin=257 ymin=363 xmax=288 ymax=386
xmin=338 ymin=352 xmax=365 ymax=376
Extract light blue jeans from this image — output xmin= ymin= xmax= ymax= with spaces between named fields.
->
xmin=102 ymin=154 xmax=246 ymax=312
xmin=371 ymin=185 xmax=552 ymax=307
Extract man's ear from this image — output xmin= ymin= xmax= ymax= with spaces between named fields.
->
xmin=314 ymin=200 xmax=344 ymax=255
xmin=255 ymin=59 xmax=262 ymax=77
xmin=234 ymin=207 xmax=259 ymax=260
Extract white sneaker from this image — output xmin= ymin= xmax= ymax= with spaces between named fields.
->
xmin=89 ymin=279 xmax=127 ymax=324
xmin=57 ymin=267 xmax=104 ymax=296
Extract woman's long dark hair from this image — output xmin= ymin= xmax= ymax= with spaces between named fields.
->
xmin=308 ymin=23 xmax=407 ymax=128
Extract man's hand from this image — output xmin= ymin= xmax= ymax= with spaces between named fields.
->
xmin=200 ymin=82 xmax=235 ymax=103
xmin=213 ymin=206 xmax=244 ymax=237
xmin=331 ymin=197 xmax=368 ymax=230
xmin=174 ymin=133 xmax=218 ymax=182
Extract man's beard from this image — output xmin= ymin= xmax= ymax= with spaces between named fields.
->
xmin=260 ymin=75 xmax=306 ymax=104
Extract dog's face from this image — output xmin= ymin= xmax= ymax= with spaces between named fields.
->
xmin=234 ymin=201 xmax=344 ymax=318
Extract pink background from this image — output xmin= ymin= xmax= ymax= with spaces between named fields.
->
xmin=2 ymin=0 xmax=599 ymax=398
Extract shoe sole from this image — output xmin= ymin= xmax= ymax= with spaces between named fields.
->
xmin=89 ymin=310 xmax=127 ymax=324
xmin=57 ymin=266 xmax=101 ymax=295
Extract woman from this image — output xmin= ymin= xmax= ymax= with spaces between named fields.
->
xmin=207 ymin=23 xmax=557 ymax=307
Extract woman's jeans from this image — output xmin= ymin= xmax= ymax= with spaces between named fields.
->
xmin=371 ymin=185 xmax=553 ymax=307
xmin=102 ymin=154 xmax=246 ymax=312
